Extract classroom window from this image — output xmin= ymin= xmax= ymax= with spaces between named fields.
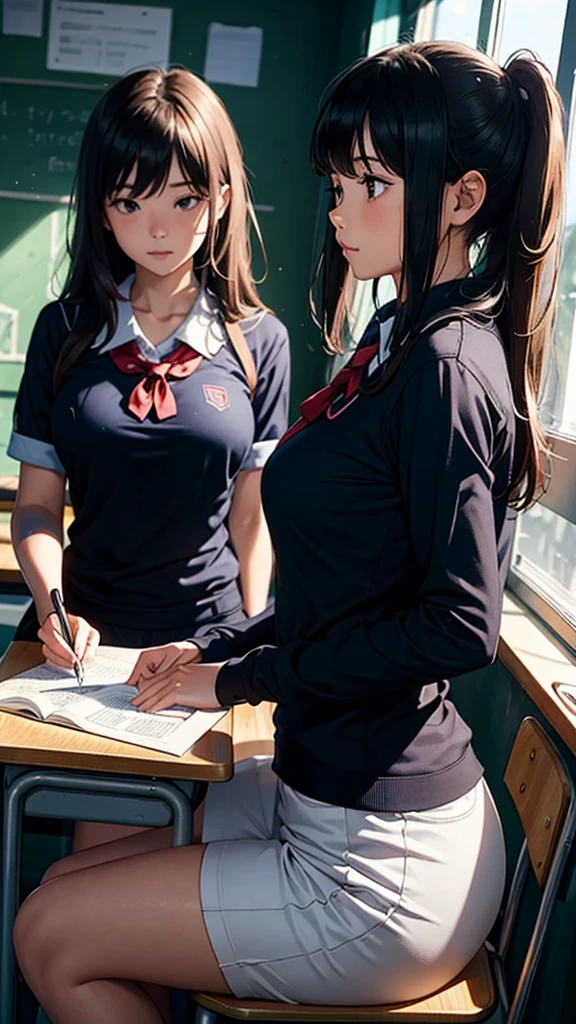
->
xmin=432 ymin=0 xmax=483 ymax=48
xmin=495 ymin=0 xmax=569 ymax=75
xmin=508 ymin=22 xmax=576 ymax=653
xmin=541 ymin=79 xmax=576 ymax=440
xmin=511 ymin=507 xmax=576 ymax=641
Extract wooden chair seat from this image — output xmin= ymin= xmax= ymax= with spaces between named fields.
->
xmin=192 ymin=946 xmax=497 ymax=1023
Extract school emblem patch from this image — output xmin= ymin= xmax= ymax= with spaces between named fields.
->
xmin=203 ymin=384 xmax=230 ymax=411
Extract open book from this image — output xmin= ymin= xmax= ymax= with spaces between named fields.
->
xmin=0 ymin=651 xmax=227 ymax=757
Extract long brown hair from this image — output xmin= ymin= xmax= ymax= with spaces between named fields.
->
xmin=311 ymin=42 xmax=565 ymax=508
xmin=55 ymin=67 xmax=266 ymax=388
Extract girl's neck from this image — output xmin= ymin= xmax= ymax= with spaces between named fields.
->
xmin=392 ymin=231 xmax=472 ymax=296
xmin=130 ymin=263 xmax=200 ymax=323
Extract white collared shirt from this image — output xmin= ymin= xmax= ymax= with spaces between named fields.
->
xmin=94 ymin=275 xmax=228 ymax=363
xmin=367 ymin=316 xmax=395 ymax=377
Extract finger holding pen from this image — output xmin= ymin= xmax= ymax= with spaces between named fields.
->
xmin=38 ymin=596 xmax=100 ymax=671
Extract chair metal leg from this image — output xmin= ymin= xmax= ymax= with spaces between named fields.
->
xmin=195 ymin=1006 xmax=220 ymax=1024
xmin=0 ymin=769 xmax=25 ymax=1024
xmin=0 ymin=769 xmax=194 ymax=1024
xmin=506 ymin=799 xmax=576 ymax=1024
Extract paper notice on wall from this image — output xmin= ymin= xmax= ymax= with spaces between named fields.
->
xmin=204 ymin=23 xmax=263 ymax=89
xmin=47 ymin=1 xmax=172 ymax=76
xmin=3 ymin=0 xmax=44 ymax=37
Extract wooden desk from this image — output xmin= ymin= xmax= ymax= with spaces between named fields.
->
xmin=0 ymin=642 xmax=233 ymax=781
xmin=499 ymin=592 xmax=576 ymax=760
xmin=232 ymin=701 xmax=275 ymax=763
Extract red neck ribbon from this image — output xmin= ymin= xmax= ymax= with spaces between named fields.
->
xmin=277 ymin=341 xmax=379 ymax=449
xmin=109 ymin=340 xmax=203 ymax=422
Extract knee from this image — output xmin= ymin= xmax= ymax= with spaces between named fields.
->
xmin=41 ymin=853 xmax=76 ymax=885
xmin=14 ymin=884 xmax=68 ymax=988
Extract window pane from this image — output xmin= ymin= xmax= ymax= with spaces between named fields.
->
xmin=433 ymin=0 xmax=483 ymax=48
xmin=496 ymin=0 xmax=568 ymax=78
xmin=541 ymin=81 xmax=576 ymax=436
xmin=512 ymin=505 xmax=576 ymax=629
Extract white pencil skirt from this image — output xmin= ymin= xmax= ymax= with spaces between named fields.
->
xmin=200 ymin=756 xmax=505 ymax=1005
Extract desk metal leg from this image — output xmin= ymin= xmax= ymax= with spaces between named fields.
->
xmin=0 ymin=769 xmax=193 ymax=1024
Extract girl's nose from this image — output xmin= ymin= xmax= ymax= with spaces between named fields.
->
xmin=329 ymin=208 xmax=345 ymax=229
xmin=149 ymin=220 xmax=168 ymax=239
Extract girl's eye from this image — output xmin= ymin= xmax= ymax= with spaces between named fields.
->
xmin=113 ymin=198 xmax=139 ymax=214
xmin=176 ymin=195 xmax=200 ymax=210
xmin=326 ymin=181 xmax=343 ymax=205
xmin=361 ymin=175 xmax=388 ymax=200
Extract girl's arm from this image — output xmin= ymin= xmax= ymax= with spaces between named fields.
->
xmin=214 ymin=354 xmax=509 ymax=709
xmin=228 ymin=468 xmax=273 ymax=617
xmin=11 ymin=463 xmax=66 ymax=624
xmin=11 ymin=463 xmax=99 ymax=665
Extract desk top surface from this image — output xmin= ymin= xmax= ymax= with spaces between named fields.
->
xmin=0 ymin=642 xmax=233 ymax=780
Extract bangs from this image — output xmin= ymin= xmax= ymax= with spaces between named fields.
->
xmin=102 ymin=107 xmax=211 ymax=201
xmin=311 ymin=59 xmax=405 ymax=180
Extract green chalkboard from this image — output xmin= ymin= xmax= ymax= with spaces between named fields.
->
xmin=0 ymin=78 xmax=103 ymax=198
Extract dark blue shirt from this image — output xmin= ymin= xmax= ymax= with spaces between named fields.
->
xmin=195 ymin=280 xmax=517 ymax=811
xmin=9 ymin=284 xmax=290 ymax=630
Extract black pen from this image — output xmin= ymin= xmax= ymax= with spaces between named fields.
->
xmin=49 ymin=588 xmax=85 ymax=692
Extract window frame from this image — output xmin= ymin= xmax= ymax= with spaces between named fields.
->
xmin=492 ymin=0 xmax=576 ymax=653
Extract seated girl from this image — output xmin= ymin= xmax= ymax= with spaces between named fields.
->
xmin=13 ymin=41 xmax=564 ymax=1023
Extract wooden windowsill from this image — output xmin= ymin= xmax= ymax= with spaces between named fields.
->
xmin=499 ymin=591 xmax=576 ymax=757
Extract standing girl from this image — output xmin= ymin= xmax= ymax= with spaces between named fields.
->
xmin=9 ymin=67 xmax=289 ymax=664
xmin=14 ymin=42 xmax=564 ymax=1020
xmin=9 ymin=67 xmax=289 ymax=853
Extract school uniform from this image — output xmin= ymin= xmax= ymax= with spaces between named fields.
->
xmin=8 ymin=277 xmax=290 ymax=645
xmin=191 ymin=278 xmax=511 ymax=1004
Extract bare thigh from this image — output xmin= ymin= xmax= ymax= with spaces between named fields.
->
xmin=43 ymin=825 xmax=176 ymax=882
xmin=15 ymin=843 xmax=231 ymax=997
xmin=73 ymin=821 xmax=152 ymax=852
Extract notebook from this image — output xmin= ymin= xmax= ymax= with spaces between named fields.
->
xmin=0 ymin=650 xmax=226 ymax=757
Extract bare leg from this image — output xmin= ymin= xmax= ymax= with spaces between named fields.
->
xmin=45 ymin=798 xmax=205 ymax=883
xmin=15 ymin=843 xmax=231 ymax=1024
xmin=41 ymin=827 xmax=180 ymax=1019
xmin=43 ymin=826 xmax=174 ymax=882
xmin=73 ymin=821 xmax=152 ymax=852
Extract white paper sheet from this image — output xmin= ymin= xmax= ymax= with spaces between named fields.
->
xmin=3 ymin=0 xmax=44 ymax=37
xmin=47 ymin=0 xmax=172 ymax=76
xmin=3 ymin=654 xmax=226 ymax=756
xmin=204 ymin=22 xmax=263 ymax=89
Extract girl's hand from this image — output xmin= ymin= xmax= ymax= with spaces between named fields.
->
xmin=126 ymin=643 xmax=225 ymax=713
xmin=38 ymin=611 xmax=100 ymax=670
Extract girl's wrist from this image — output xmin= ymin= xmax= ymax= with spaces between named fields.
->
xmin=35 ymin=589 xmax=62 ymax=625
xmin=40 ymin=609 xmax=59 ymax=628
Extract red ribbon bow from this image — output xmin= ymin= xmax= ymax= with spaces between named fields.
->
xmin=278 ymin=340 xmax=379 ymax=448
xmin=109 ymin=340 xmax=203 ymax=422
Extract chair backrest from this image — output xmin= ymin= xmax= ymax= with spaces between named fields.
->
xmin=497 ymin=716 xmax=576 ymax=1024
xmin=504 ymin=717 xmax=572 ymax=886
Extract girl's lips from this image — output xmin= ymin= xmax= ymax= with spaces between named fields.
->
xmin=340 ymin=243 xmax=359 ymax=252
xmin=148 ymin=251 xmax=173 ymax=258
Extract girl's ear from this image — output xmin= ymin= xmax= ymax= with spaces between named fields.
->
xmin=445 ymin=171 xmax=487 ymax=227
xmin=216 ymin=183 xmax=231 ymax=221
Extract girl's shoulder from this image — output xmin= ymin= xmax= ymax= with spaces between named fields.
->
xmin=26 ymin=300 xmax=84 ymax=364
xmin=238 ymin=309 xmax=290 ymax=366
xmin=402 ymin=314 xmax=513 ymax=421
xmin=32 ymin=299 xmax=84 ymax=340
